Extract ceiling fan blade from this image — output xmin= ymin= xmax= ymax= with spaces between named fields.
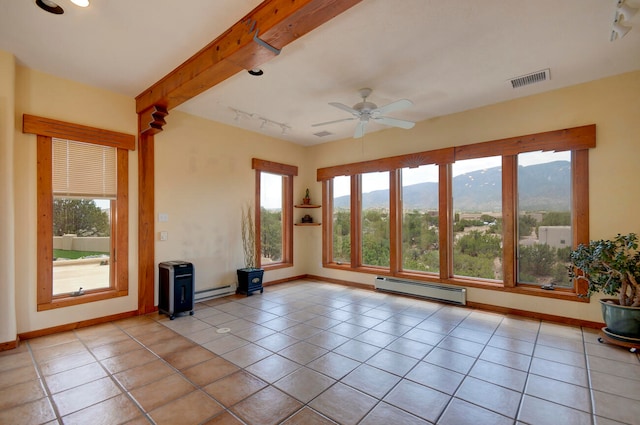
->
xmin=311 ymin=117 xmax=356 ymax=127
xmin=354 ymin=121 xmax=367 ymax=138
xmin=372 ymin=99 xmax=413 ymax=115
xmin=373 ymin=116 xmax=415 ymax=129
xmin=329 ymin=102 xmax=360 ymax=115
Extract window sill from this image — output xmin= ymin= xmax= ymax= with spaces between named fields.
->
xmin=38 ymin=288 xmax=128 ymax=311
xmin=262 ymin=262 xmax=293 ymax=271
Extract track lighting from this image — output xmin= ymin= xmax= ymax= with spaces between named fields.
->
xmin=611 ymin=0 xmax=637 ymax=41
xmin=617 ymin=0 xmax=638 ymax=21
xmin=228 ymin=107 xmax=291 ymax=135
xmin=612 ymin=20 xmax=632 ymax=40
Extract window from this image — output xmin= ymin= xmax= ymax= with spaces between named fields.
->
xmin=319 ymin=125 xmax=594 ymax=300
xmin=401 ymin=164 xmax=439 ymax=274
xmin=24 ymin=115 xmax=134 ymax=311
xmin=452 ymin=156 xmax=503 ymax=281
xmin=517 ymin=150 xmax=573 ymax=288
xmin=252 ymin=158 xmax=297 ymax=269
xmin=52 ymin=138 xmax=115 ymax=295
xmin=260 ymin=172 xmax=284 ymax=264
xmin=332 ymin=175 xmax=351 ymax=264
xmin=361 ymin=171 xmax=390 ymax=268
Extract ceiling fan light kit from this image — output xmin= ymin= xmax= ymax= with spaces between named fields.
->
xmin=313 ymin=88 xmax=415 ymax=138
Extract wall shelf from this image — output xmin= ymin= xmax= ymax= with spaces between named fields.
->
xmin=295 ymin=203 xmax=321 ymax=225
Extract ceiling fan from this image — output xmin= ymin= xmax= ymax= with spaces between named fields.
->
xmin=312 ymin=88 xmax=415 ymax=138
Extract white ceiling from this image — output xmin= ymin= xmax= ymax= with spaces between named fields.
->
xmin=1 ymin=0 xmax=639 ymax=146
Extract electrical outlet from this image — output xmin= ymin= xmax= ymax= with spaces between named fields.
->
xmin=160 ymin=231 xmax=168 ymax=241
xmin=159 ymin=213 xmax=169 ymax=222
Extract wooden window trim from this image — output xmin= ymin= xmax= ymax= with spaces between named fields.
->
xmin=25 ymin=115 xmax=134 ymax=311
xmin=252 ymin=158 xmax=297 ymax=270
xmin=318 ymin=125 xmax=594 ymax=302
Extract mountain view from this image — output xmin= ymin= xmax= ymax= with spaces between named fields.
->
xmin=334 ymin=160 xmax=571 ymax=212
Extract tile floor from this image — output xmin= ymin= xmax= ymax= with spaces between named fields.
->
xmin=1 ymin=280 xmax=639 ymax=425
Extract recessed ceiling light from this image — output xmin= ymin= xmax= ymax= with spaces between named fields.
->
xmin=70 ymin=0 xmax=90 ymax=7
xmin=36 ymin=0 xmax=64 ymax=14
xmin=248 ymin=69 xmax=264 ymax=76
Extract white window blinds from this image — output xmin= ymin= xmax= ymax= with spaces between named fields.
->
xmin=52 ymin=138 xmax=117 ymax=198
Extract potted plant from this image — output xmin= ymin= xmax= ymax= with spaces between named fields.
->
xmin=302 ymin=188 xmax=311 ymax=205
xmin=568 ymin=233 xmax=640 ymax=341
xmin=236 ymin=204 xmax=263 ymax=296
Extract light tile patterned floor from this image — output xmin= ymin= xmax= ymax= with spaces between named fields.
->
xmin=1 ymin=280 xmax=639 ymax=424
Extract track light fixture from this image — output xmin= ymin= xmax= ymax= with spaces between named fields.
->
xmin=228 ymin=107 xmax=291 ymax=134
xmin=617 ymin=0 xmax=638 ymax=21
xmin=611 ymin=0 xmax=637 ymax=41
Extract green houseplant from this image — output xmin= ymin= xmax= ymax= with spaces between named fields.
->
xmin=568 ymin=233 xmax=640 ymax=340
xmin=237 ymin=204 xmax=263 ymax=295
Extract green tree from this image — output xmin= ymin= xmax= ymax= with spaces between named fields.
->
xmin=260 ymin=208 xmax=282 ymax=261
xmin=456 ymin=230 xmax=501 ymax=258
xmin=402 ymin=210 xmax=439 ymax=272
xmin=518 ymin=214 xmax=537 ymax=239
xmin=519 ymin=243 xmax=555 ymax=277
xmin=333 ymin=209 xmax=351 ymax=262
xmin=541 ymin=211 xmax=570 ymax=226
xmin=453 ymin=253 xmax=495 ymax=279
xmin=362 ymin=208 xmax=390 ymax=266
xmin=53 ymin=198 xmax=110 ymax=236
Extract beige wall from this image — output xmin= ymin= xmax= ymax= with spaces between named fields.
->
xmin=305 ymin=70 xmax=640 ymax=323
xmin=12 ymin=64 xmax=138 ymax=334
xmin=4 ymin=47 xmax=639 ymax=337
xmin=0 ymin=50 xmax=17 ymax=344
xmin=154 ymin=110 xmax=309 ymax=300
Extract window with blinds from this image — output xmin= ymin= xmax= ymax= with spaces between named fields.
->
xmin=52 ymin=138 xmax=117 ymax=198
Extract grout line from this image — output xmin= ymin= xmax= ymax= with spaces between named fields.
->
xmin=8 ymin=282 xmax=639 ymax=424
xmin=24 ymin=340 xmax=63 ymax=422
xmin=70 ymin=326 xmax=153 ymax=424
xmin=581 ymin=327 xmax=598 ymax=425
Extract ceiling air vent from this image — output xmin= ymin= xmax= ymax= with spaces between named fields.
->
xmin=509 ymin=69 xmax=550 ymax=89
xmin=313 ymin=130 xmax=333 ymax=137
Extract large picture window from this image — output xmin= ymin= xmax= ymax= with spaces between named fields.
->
xmin=517 ymin=150 xmax=573 ymax=288
xmin=332 ymin=175 xmax=351 ymax=264
xmin=24 ymin=115 xmax=134 ymax=311
xmin=401 ymin=164 xmax=439 ymax=274
xmin=253 ymin=158 xmax=297 ymax=270
xmin=319 ymin=125 xmax=594 ymax=301
xmin=52 ymin=139 xmax=116 ymax=295
xmin=361 ymin=171 xmax=390 ymax=268
xmin=452 ymin=156 xmax=503 ymax=281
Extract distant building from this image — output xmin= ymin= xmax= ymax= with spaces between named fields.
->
xmin=538 ymin=226 xmax=571 ymax=248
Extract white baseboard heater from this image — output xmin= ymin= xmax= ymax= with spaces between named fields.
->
xmin=194 ymin=285 xmax=234 ymax=302
xmin=375 ymin=276 xmax=466 ymax=305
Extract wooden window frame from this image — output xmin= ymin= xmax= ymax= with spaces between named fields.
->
xmin=318 ymin=125 xmax=594 ymax=302
xmin=23 ymin=115 xmax=135 ymax=311
xmin=252 ymin=158 xmax=297 ymax=270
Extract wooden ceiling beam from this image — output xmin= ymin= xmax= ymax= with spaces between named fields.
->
xmin=135 ymin=0 xmax=362 ymax=115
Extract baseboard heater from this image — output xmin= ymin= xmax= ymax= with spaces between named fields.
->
xmin=375 ymin=277 xmax=466 ymax=305
xmin=194 ymin=285 xmax=234 ymax=302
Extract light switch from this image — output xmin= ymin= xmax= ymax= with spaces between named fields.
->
xmin=159 ymin=213 xmax=169 ymax=222
xmin=160 ymin=231 xmax=168 ymax=241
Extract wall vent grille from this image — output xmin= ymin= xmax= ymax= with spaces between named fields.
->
xmin=313 ymin=130 xmax=333 ymax=137
xmin=509 ymin=69 xmax=550 ymax=89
